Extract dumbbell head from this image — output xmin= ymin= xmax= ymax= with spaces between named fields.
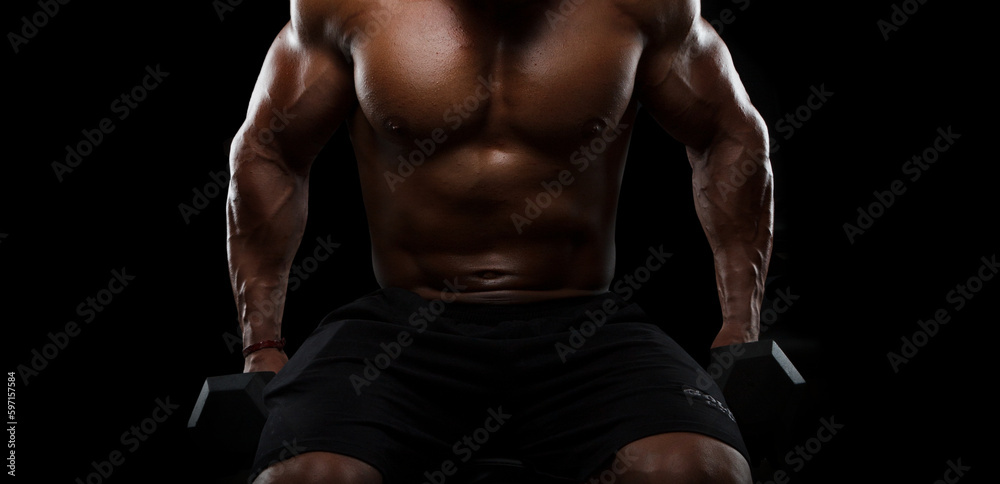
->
xmin=709 ymin=340 xmax=805 ymax=466
xmin=187 ymin=372 xmax=276 ymax=456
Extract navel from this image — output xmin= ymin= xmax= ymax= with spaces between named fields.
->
xmin=474 ymin=270 xmax=505 ymax=280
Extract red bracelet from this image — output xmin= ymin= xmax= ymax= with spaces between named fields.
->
xmin=242 ymin=338 xmax=286 ymax=357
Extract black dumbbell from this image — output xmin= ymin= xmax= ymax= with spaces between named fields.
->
xmin=187 ymin=372 xmax=276 ymax=477
xmin=708 ymin=340 xmax=806 ymax=475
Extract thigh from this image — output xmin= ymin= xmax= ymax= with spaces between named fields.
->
xmin=253 ymin=451 xmax=383 ymax=484
xmin=252 ymin=319 xmax=496 ymax=483
xmin=594 ymin=432 xmax=750 ymax=484
xmin=509 ymin=322 xmax=749 ymax=482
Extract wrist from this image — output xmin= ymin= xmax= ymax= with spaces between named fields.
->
xmin=721 ymin=309 xmax=761 ymax=337
xmin=242 ymin=346 xmax=289 ymax=374
xmin=714 ymin=322 xmax=759 ymax=348
xmin=721 ymin=319 xmax=759 ymax=331
xmin=242 ymin=338 xmax=286 ymax=358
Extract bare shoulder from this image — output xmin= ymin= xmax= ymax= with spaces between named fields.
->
xmin=290 ymin=0 xmax=384 ymax=53
xmin=619 ymin=0 xmax=722 ymax=96
xmin=613 ymin=0 xmax=699 ymax=47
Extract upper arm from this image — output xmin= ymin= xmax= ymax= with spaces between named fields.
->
xmin=637 ymin=12 xmax=766 ymax=157
xmin=231 ymin=17 xmax=356 ymax=176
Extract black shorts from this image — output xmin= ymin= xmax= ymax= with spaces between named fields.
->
xmin=252 ymin=287 xmax=748 ymax=482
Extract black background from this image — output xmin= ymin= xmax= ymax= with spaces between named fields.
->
xmin=3 ymin=0 xmax=992 ymax=483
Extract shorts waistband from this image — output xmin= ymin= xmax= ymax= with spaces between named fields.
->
xmin=323 ymin=286 xmax=643 ymax=326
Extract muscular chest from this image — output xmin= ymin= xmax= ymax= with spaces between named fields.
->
xmin=346 ymin=0 xmax=643 ymax=145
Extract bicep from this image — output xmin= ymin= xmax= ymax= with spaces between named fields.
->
xmin=233 ymin=21 xmax=355 ymax=175
xmin=638 ymin=18 xmax=764 ymax=155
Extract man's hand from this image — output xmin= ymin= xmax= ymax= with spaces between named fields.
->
xmin=711 ymin=323 xmax=759 ymax=349
xmin=243 ymin=348 xmax=289 ymax=374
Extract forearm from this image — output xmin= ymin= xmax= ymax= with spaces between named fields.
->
xmin=227 ymin=129 xmax=309 ymax=350
xmin=690 ymin=125 xmax=773 ymax=340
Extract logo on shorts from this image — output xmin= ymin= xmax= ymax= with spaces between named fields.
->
xmin=682 ymin=386 xmax=736 ymax=422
